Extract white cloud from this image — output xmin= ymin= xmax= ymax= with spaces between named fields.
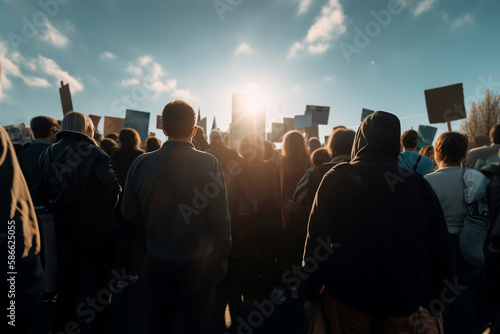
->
xmin=414 ymin=0 xmax=436 ymax=16
xmin=41 ymin=22 xmax=69 ymax=47
xmin=22 ymin=76 xmax=51 ymax=87
xmin=127 ymin=64 xmax=143 ymax=77
xmin=287 ymin=0 xmax=346 ymax=58
xmin=171 ymin=88 xmax=197 ymax=101
xmin=139 ymin=55 xmax=153 ymax=66
xmin=101 ymin=51 xmax=116 ymax=60
xmin=286 ymin=41 xmax=305 ymax=59
xmin=297 ymin=0 xmax=312 ymax=15
xmin=324 ymin=76 xmax=332 ymax=81
xmin=308 ymin=43 xmax=329 ymax=54
xmin=451 ymin=13 xmax=473 ymax=30
xmin=306 ymin=0 xmax=346 ymax=44
xmin=234 ymin=43 xmax=254 ymax=55
xmin=0 ymin=39 xmax=53 ymax=100
xmin=371 ymin=60 xmax=375 ymax=64
xmin=118 ymin=55 xmax=198 ymax=101
xmin=38 ymin=55 xmax=84 ymax=93
xmin=119 ymin=78 xmax=140 ymax=86
xmin=293 ymin=85 xmax=301 ymax=91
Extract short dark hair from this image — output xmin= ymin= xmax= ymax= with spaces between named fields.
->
xmin=162 ymin=100 xmax=196 ymax=139
xmin=146 ymin=137 xmax=162 ymax=152
xmin=311 ymin=148 xmax=330 ymax=167
xmin=100 ymin=138 xmax=119 ymax=156
xmin=30 ymin=116 xmax=59 ymax=139
xmin=327 ymin=128 xmax=355 ymax=157
xmin=489 ymin=124 xmax=500 ymax=144
xmin=119 ymin=128 xmax=142 ymax=150
xmin=434 ymin=132 xmax=468 ymax=165
xmin=401 ymin=129 xmax=418 ymax=149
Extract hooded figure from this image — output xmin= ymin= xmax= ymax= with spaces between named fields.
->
xmin=302 ymin=111 xmax=455 ymax=332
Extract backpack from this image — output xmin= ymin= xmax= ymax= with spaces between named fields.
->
xmin=460 ymin=168 xmax=490 ymax=267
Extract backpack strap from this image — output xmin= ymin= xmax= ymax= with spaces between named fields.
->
xmin=412 ymin=155 xmax=423 ymax=172
xmin=399 ymin=153 xmax=412 ymax=169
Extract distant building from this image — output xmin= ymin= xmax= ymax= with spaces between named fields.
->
xmin=230 ymin=93 xmax=265 ymax=149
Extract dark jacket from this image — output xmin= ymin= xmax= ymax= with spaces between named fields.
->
xmin=302 ymin=111 xmax=455 ymax=316
xmin=38 ymin=131 xmax=121 ymax=230
xmin=110 ymin=148 xmax=144 ymax=188
xmin=121 ymin=141 xmax=232 ymax=262
xmin=206 ymin=142 xmax=242 ymax=216
xmin=18 ymin=141 xmax=52 ymax=208
xmin=481 ymin=162 xmax=500 ymax=304
xmin=294 ymin=154 xmax=351 ymax=210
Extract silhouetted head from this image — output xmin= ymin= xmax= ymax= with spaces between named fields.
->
xmin=434 ymin=132 xmax=468 ymax=166
xmin=308 ymin=137 xmax=321 ymax=153
xmin=419 ymin=145 xmax=434 ymax=158
xmin=100 ymin=138 xmax=119 ymax=156
xmin=162 ymin=100 xmax=197 ymax=140
xmin=282 ymin=130 xmax=311 ymax=173
xmin=30 ymin=115 xmax=59 ymax=142
xmin=210 ymin=129 xmax=223 ymax=144
xmin=239 ymin=134 xmax=264 ymax=162
xmin=351 ymin=111 xmax=401 ymax=162
xmin=62 ymin=111 xmax=94 ymax=138
xmin=401 ymin=129 xmax=419 ymax=150
xmin=311 ymin=148 xmax=330 ymax=167
xmin=146 ymin=137 xmax=162 ymax=152
xmin=327 ymin=128 xmax=355 ymax=158
xmin=119 ymin=128 xmax=142 ymax=150
xmin=490 ymin=124 xmax=500 ymax=144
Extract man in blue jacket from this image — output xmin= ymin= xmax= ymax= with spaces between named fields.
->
xmin=121 ymin=100 xmax=231 ymax=334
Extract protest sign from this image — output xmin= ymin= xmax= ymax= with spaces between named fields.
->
xmin=157 ymin=115 xmax=163 ymax=130
xmin=89 ymin=115 xmax=101 ymax=129
xmin=104 ymin=116 xmax=125 ymax=137
xmin=417 ymin=125 xmax=438 ymax=149
xmin=361 ymin=108 xmax=374 ymax=122
xmin=425 ymin=83 xmax=466 ymax=126
xmin=59 ymin=82 xmax=73 ymax=116
xmin=4 ymin=123 xmax=26 ymax=142
xmin=294 ymin=114 xmax=313 ymax=129
xmin=305 ymin=105 xmax=330 ymax=125
xmin=125 ymin=109 xmax=150 ymax=139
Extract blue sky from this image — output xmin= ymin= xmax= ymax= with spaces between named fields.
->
xmin=1 ymin=0 xmax=499 ymax=143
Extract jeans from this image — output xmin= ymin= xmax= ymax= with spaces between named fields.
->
xmin=144 ymin=251 xmax=218 ymax=334
xmin=443 ymin=234 xmax=492 ymax=334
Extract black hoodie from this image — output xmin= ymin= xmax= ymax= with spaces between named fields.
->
xmin=302 ymin=111 xmax=455 ymax=316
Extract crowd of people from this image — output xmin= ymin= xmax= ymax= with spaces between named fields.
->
xmin=1 ymin=100 xmax=500 ymax=334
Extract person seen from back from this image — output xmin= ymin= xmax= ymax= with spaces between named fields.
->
xmin=145 ymin=136 xmax=162 ymax=152
xmin=121 ymin=100 xmax=231 ymax=334
xmin=398 ymin=129 xmax=434 ymax=175
xmin=38 ymin=111 xmax=121 ymax=333
xmin=18 ymin=116 xmax=60 ymax=303
xmin=294 ymin=128 xmax=355 ymax=211
xmin=303 ymin=111 xmax=455 ymax=333
xmin=425 ymin=132 xmax=493 ymax=333
xmin=465 ymin=124 xmax=500 ymax=169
